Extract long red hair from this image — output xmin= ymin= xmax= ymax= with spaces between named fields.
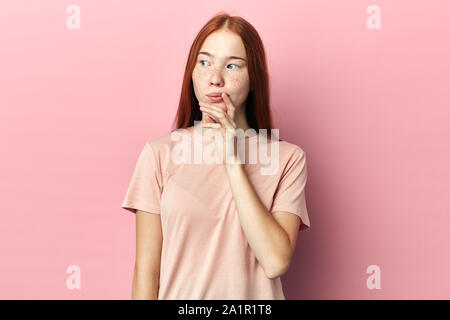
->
xmin=171 ymin=12 xmax=280 ymax=141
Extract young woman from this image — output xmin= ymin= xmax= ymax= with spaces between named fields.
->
xmin=121 ymin=12 xmax=310 ymax=300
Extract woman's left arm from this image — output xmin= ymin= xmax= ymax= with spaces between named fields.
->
xmin=225 ymin=163 xmax=296 ymax=279
xmin=199 ymin=93 xmax=299 ymax=279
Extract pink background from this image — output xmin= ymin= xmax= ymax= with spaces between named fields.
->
xmin=1 ymin=1 xmax=449 ymax=299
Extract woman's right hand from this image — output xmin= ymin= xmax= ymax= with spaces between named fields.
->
xmin=200 ymin=102 xmax=225 ymax=124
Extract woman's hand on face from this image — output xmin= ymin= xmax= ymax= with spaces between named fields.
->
xmin=199 ymin=93 xmax=236 ymax=130
xmin=199 ymin=93 xmax=241 ymax=165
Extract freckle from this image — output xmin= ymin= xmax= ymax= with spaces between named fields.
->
xmin=198 ymin=70 xmax=208 ymax=78
xmin=229 ymin=77 xmax=242 ymax=86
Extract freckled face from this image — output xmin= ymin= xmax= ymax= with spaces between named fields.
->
xmin=192 ymin=29 xmax=251 ymax=110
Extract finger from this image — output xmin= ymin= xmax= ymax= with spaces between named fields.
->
xmin=200 ymin=107 xmax=236 ymax=129
xmin=200 ymin=107 xmax=220 ymax=123
xmin=199 ymin=102 xmax=217 ymax=123
xmin=201 ymin=122 xmax=221 ymax=128
xmin=202 ymin=113 xmax=216 ymax=124
xmin=201 ymin=104 xmax=235 ymax=126
xmin=221 ymin=93 xmax=235 ymax=119
xmin=200 ymin=102 xmax=228 ymax=123
xmin=199 ymin=101 xmax=226 ymax=111
xmin=203 ymin=104 xmax=228 ymax=114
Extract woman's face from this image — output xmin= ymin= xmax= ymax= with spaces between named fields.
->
xmin=192 ymin=28 xmax=251 ymax=111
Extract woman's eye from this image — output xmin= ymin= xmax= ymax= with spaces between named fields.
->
xmin=198 ymin=60 xmax=239 ymax=69
xmin=227 ymin=64 xmax=239 ymax=70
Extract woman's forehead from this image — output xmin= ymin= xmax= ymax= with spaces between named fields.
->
xmin=199 ymin=30 xmax=247 ymax=58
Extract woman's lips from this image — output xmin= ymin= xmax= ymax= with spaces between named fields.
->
xmin=207 ymin=95 xmax=224 ymax=102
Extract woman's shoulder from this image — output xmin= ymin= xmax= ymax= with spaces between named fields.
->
xmin=258 ymin=130 xmax=305 ymax=155
xmin=143 ymin=131 xmax=174 ymax=153
xmin=143 ymin=127 xmax=193 ymax=159
xmin=270 ymin=135 xmax=306 ymax=159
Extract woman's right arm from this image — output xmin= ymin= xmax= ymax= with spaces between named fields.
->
xmin=131 ymin=209 xmax=163 ymax=300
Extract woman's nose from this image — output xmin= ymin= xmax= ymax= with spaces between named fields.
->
xmin=209 ymin=69 xmax=224 ymax=86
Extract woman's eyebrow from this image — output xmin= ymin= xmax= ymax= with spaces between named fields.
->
xmin=198 ymin=51 xmax=247 ymax=62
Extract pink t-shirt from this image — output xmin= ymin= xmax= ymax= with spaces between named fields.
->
xmin=121 ymin=123 xmax=310 ymax=299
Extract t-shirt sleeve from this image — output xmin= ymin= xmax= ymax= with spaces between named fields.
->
xmin=121 ymin=142 xmax=163 ymax=215
xmin=270 ymin=147 xmax=310 ymax=231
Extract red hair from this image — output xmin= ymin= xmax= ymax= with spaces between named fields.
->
xmin=171 ymin=12 xmax=280 ymax=141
